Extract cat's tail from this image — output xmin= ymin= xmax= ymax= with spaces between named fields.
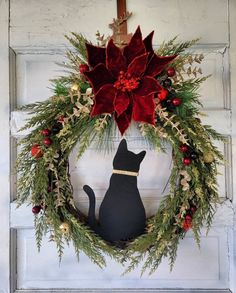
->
xmin=83 ymin=185 xmax=97 ymax=229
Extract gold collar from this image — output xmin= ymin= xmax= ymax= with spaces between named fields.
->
xmin=113 ymin=169 xmax=139 ymax=177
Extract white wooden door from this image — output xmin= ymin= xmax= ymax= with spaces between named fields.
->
xmin=0 ymin=0 xmax=236 ymax=292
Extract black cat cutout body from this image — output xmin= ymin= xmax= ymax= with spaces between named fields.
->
xmin=83 ymin=139 xmax=146 ymax=243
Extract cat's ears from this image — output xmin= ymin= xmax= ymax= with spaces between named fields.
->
xmin=117 ymin=139 xmax=146 ymax=161
xmin=117 ymin=139 xmax=128 ymax=153
xmin=137 ymin=151 xmax=146 ymax=163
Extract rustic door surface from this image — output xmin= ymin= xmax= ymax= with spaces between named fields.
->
xmin=0 ymin=0 xmax=236 ymax=292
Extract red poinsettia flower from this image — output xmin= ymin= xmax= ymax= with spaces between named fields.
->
xmin=84 ymin=26 xmax=177 ymax=135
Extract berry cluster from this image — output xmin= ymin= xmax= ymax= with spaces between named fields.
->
xmin=179 ymin=143 xmax=198 ymax=166
xmin=114 ymin=71 xmax=140 ymax=92
xmin=31 ymin=119 xmax=63 ymax=214
xmin=31 ymin=121 xmax=63 ymax=159
xmin=182 ymin=205 xmax=197 ymax=231
xmin=157 ymin=67 xmax=182 ymax=110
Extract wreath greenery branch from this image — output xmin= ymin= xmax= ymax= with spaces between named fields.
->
xmin=16 ymin=25 xmax=225 ymax=274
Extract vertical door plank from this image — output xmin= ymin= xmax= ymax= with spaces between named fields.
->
xmin=229 ymin=0 xmax=236 ymax=292
xmin=0 ymin=0 xmax=10 ymax=292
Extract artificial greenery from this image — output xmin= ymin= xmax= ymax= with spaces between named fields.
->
xmin=16 ymin=26 xmax=224 ymax=274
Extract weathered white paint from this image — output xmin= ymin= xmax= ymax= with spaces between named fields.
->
xmin=229 ymin=0 xmax=236 ymax=292
xmin=14 ymin=288 xmax=232 ymax=293
xmin=127 ymin=0 xmax=229 ymax=45
xmin=10 ymin=0 xmax=229 ymax=47
xmin=15 ymin=228 xmax=230 ymax=290
xmin=0 ymin=1 xmax=10 ymax=293
xmin=10 ymin=0 xmax=117 ymax=47
xmin=1 ymin=0 xmax=234 ymax=292
xmin=10 ymin=200 xmax=234 ymax=229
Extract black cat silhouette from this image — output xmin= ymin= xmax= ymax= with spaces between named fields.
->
xmin=83 ymin=139 xmax=146 ymax=243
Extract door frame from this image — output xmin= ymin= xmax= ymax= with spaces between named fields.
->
xmin=0 ymin=0 xmax=235 ymax=292
xmin=0 ymin=0 xmax=10 ymax=293
xmin=229 ymin=0 xmax=236 ymax=291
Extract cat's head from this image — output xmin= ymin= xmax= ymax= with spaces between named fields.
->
xmin=113 ymin=139 xmax=146 ymax=172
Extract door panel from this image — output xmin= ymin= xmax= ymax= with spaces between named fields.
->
xmin=16 ymin=229 xmax=229 ymax=290
xmin=16 ymin=54 xmax=65 ymax=106
xmin=6 ymin=0 xmax=235 ymax=292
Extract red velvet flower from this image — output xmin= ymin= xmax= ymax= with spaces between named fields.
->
xmin=84 ymin=27 xmax=177 ymax=135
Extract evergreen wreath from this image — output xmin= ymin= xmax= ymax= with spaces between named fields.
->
xmin=16 ymin=17 xmax=225 ymax=274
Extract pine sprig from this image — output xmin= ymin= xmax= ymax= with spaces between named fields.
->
xmin=65 ymin=32 xmax=89 ymax=61
xmin=34 ymin=213 xmax=47 ymax=251
xmin=156 ymin=37 xmax=200 ymax=56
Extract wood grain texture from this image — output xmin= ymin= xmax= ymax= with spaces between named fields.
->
xmin=10 ymin=0 xmax=229 ymax=48
xmin=126 ymin=0 xmax=229 ymax=45
xmin=10 ymin=200 xmax=234 ymax=229
xmin=10 ymin=0 xmax=116 ymax=47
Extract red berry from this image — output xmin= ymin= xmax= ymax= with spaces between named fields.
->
xmin=167 ymin=67 xmax=176 ymax=77
xmin=157 ymin=89 xmax=168 ymax=101
xmin=47 ymin=186 xmax=53 ymax=193
xmin=183 ymin=221 xmax=191 ymax=230
xmin=41 ymin=128 xmax=51 ymax=136
xmin=32 ymin=205 xmax=41 ymax=214
xmin=31 ymin=144 xmax=43 ymax=158
xmin=185 ymin=215 xmax=192 ymax=221
xmin=79 ymin=64 xmax=89 ymax=74
xmin=179 ymin=144 xmax=189 ymax=153
xmin=172 ymin=97 xmax=182 ymax=106
xmin=43 ymin=138 xmax=53 ymax=146
xmin=182 ymin=215 xmax=192 ymax=230
xmin=183 ymin=157 xmax=192 ymax=166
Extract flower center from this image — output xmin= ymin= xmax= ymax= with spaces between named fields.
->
xmin=114 ymin=71 xmax=140 ymax=92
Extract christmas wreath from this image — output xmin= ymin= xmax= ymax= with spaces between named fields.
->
xmin=16 ymin=19 xmax=224 ymax=274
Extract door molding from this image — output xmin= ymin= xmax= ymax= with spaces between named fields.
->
xmin=0 ymin=0 xmax=10 ymax=293
xmin=13 ymin=289 xmax=232 ymax=293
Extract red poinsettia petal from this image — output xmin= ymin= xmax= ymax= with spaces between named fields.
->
xmin=84 ymin=63 xmax=114 ymax=94
xmin=91 ymin=84 xmax=116 ymax=116
xmin=123 ymin=26 xmax=146 ymax=65
xmin=146 ymin=54 xmax=177 ymax=77
xmin=132 ymin=94 xmax=155 ymax=125
xmin=115 ymin=105 xmax=132 ymax=135
xmin=127 ymin=53 xmax=149 ymax=78
xmin=134 ymin=76 xmax=162 ymax=97
xmin=85 ymin=43 xmax=106 ymax=68
xmin=106 ymin=39 xmax=126 ymax=79
xmin=114 ymin=91 xmax=130 ymax=117
xmin=143 ymin=31 xmax=154 ymax=54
